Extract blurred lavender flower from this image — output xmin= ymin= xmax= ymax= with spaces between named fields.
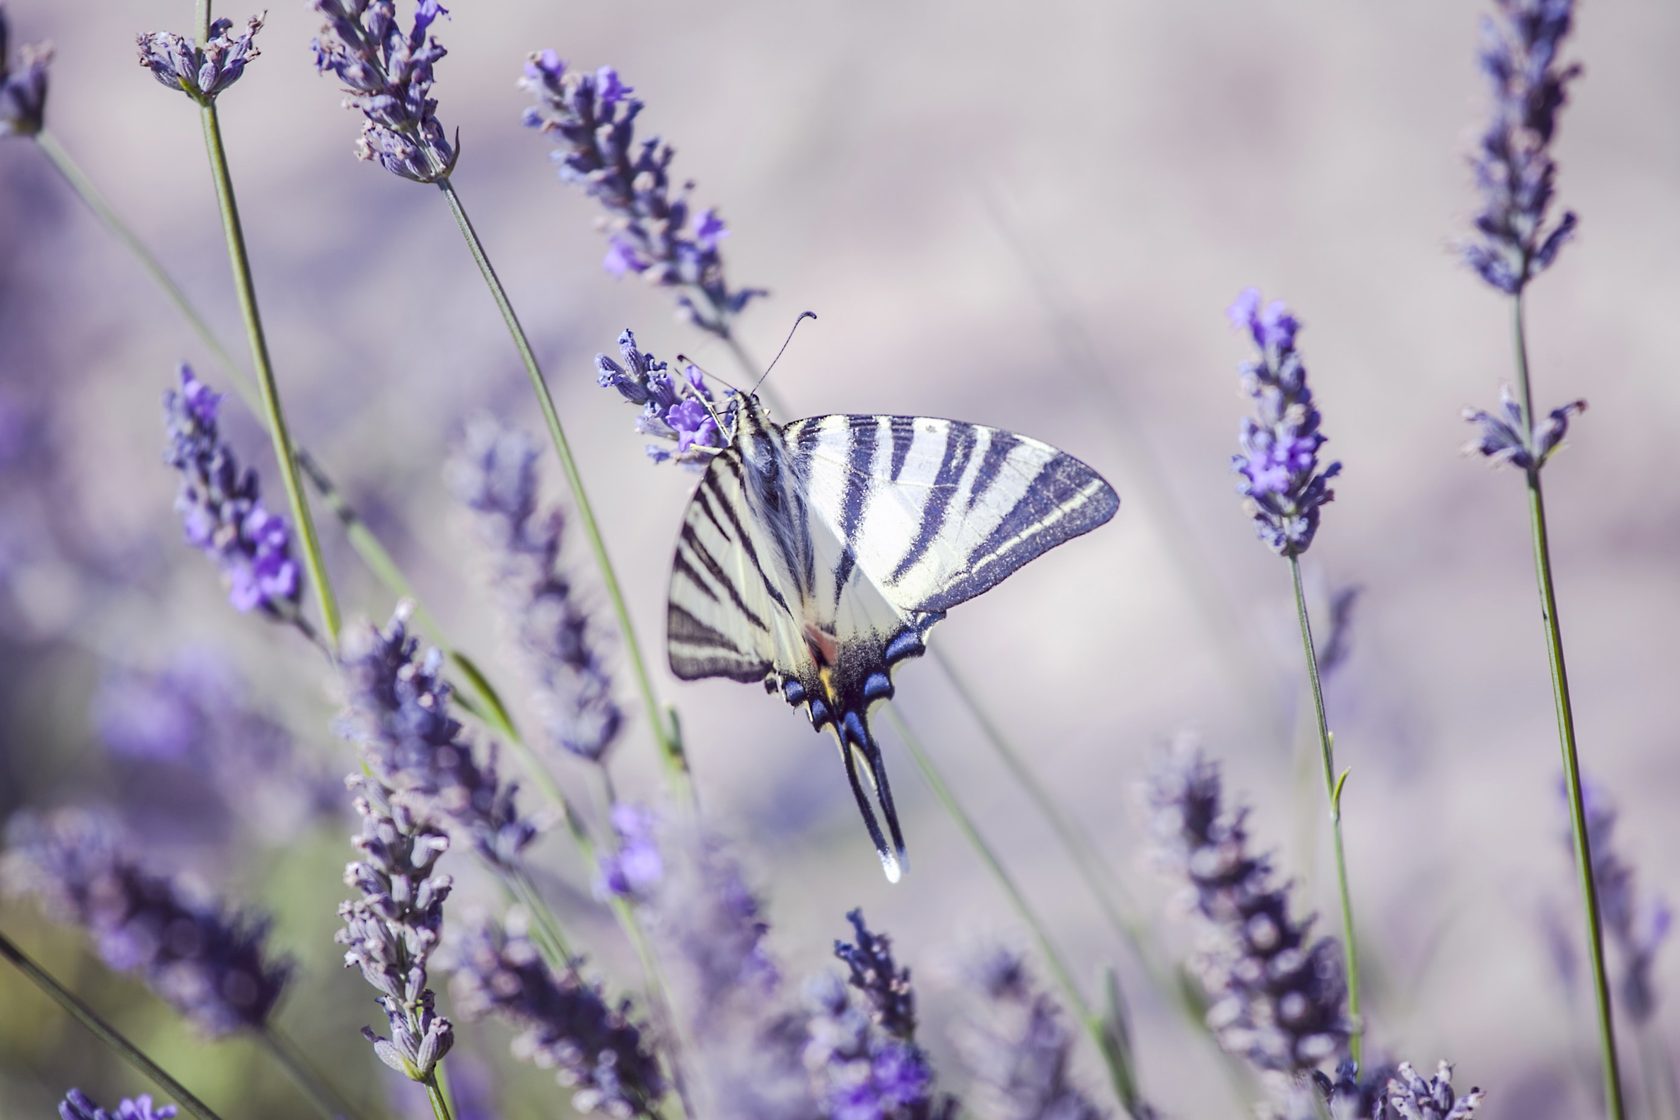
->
xmin=1145 ymin=744 xmax=1351 ymax=1075
xmin=338 ymin=775 xmax=455 ymax=1081
xmin=647 ymin=825 xmax=779 ymax=1020
xmin=451 ymin=918 xmax=667 ymax=1117
xmin=958 ymin=950 xmax=1109 ymax=1120
xmin=136 ymin=15 xmax=263 ymax=104
xmin=1269 ymin=1060 xmax=1397 ymax=1120
xmin=1384 ymin=1061 xmax=1485 ymax=1119
xmin=1 ymin=809 xmax=292 ymax=1037
xmin=1228 ymin=290 xmax=1340 ymax=558
xmin=804 ymin=972 xmax=952 ymax=1120
xmin=1463 ymin=0 xmax=1581 ymax=293
xmin=0 ymin=5 xmax=51 ymax=137
xmin=311 ymin=0 xmax=456 ymax=181
xmin=1315 ymin=586 xmax=1361 ymax=680
xmin=59 ymin=1090 xmax=178 ymax=1120
xmin=596 ymin=329 xmax=733 ymax=468
xmin=1461 ymin=384 xmax=1586 ymax=473
xmin=447 ymin=419 xmax=624 ymax=761
xmin=340 ymin=609 xmax=538 ymax=871
xmin=1566 ymin=777 xmax=1671 ymax=1024
xmin=520 ymin=55 xmax=765 ymax=335
xmin=163 ymin=366 xmax=303 ymax=622
xmin=598 ymin=802 xmax=663 ymax=901
xmin=835 ymin=908 xmax=917 ymax=1043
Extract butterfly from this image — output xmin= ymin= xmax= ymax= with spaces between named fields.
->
xmin=666 ymin=393 xmax=1119 ymax=881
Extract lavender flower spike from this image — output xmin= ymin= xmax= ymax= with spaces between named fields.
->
xmin=1385 ymin=1061 xmax=1485 ymax=1119
xmin=958 ymin=950 xmax=1109 ymax=1120
xmin=163 ymin=365 xmax=303 ymax=621
xmin=1 ymin=809 xmax=292 ymax=1037
xmin=1145 ymin=744 xmax=1351 ymax=1075
xmin=338 ymin=775 xmax=455 ymax=1081
xmin=521 ymin=56 xmax=766 ymax=335
xmin=311 ymin=0 xmax=456 ymax=182
xmin=59 ymin=1090 xmax=178 ymax=1120
xmin=136 ymin=15 xmax=263 ymax=104
xmin=1228 ymin=289 xmax=1341 ymax=558
xmin=595 ymin=329 xmax=733 ymax=468
xmin=451 ymin=918 xmax=667 ymax=1117
xmin=835 ymin=908 xmax=918 ymax=1043
xmin=1463 ymin=0 xmax=1581 ymax=294
xmin=1462 ymin=384 xmax=1586 ymax=473
xmin=0 ymin=5 xmax=51 ymax=137
xmin=804 ymin=972 xmax=951 ymax=1120
xmin=448 ymin=419 xmax=624 ymax=761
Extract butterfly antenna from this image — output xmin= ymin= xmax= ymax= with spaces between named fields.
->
xmin=751 ymin=310 xmax=818 ymax=398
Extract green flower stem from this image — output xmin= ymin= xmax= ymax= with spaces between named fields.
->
xmin=885 ymin=708 xmax=1147 ymax=1118
xmin=1510 ymin=294 xmax=1625 ymax=1120
xmin=432 ymin=175 xmax=687 ymax=797
xmin=1288 ymin=555 xmax=1361 ymax=1065
xmin=0 ymin=930 xmax=224 ymax=1120
xmin=261 ymin=1026 xmax=363 ymax=1120
xmin=422 ymin=1076 xmax=455 ymax=1120
xmin=197 ymin=99 xmax=341 ymax=647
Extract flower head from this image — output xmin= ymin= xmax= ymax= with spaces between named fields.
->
xmin=1228 ymin=290 xmax=1340 ymax=558
xmin=598 ymin=802 xmax=663 ymax=900
xmin=595 ymin=329 xmax=733 ymax=468
xmin=1462 ymin=384 xmax=1585 ymax=472
xmin=958 ymin=950 xmax=1110 ymax=1120
xmin=2 ymin=809 xmax=292 ymax=1037
xmin=451 ymin=918 xmax=667 ymax=1116
xmin=520 ymin=56 xmax=765 ymax=335
xmin=834 ymin=908 xmax=917 ymax=1043
xmin=136 ymin=15 xmax=263 ymax=104
xmin=1384 ymin=1061 xmax=1485 ymax=1120
xmin=1145 ymin=743 xmax=1351 ymax=1075
xmin=447 ymin=420 xmax=623 ymax=761
xmin=59 ymin=1090 xmax=178 ymax=1120
xmin=804 ymin=972 xmax=950 ymax=1120
xmin=1463 ymin=0 xmax=1581 ymax=293
xmin=0 ymin=6 xmax=51 ymax=137
xmin=311 ymin=0 xmax=455 ymax=181
xmin=163 ymin=366 xmax=302 ymax=621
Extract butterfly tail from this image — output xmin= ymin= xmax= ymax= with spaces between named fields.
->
xmin=835 ymin=709 xmax=908 ymax=883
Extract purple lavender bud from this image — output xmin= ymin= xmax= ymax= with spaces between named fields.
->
xmin=598 ymin=802 xmax=663 ymax=900
xmin=338 ymin=775 xmax=455 ymax=1081
xmin=451 ymin=918 xmax=667 ymax=1116
xmin=135 ymin=15 xmax=263 ymax=104
xmin=59 ymin=1090 xmax=178 ymax=1120
xmin=1461 ymin=384 xmax=1586 ymax=472
xmin=803 ymin=972 xmax=951 ymax=1120
xmin=595 ymin=330 xmax=733 ymax=469
xmin=834 ymin=908 xmax=917 ymax=1043
xmin=340 ymin=610 xmax=538 ymax=871
xmin=163 ymin=365 xmax=303 ymax=621
xmin=1146 ymin=744 xmax=1351 ymax=1075
xmin=2 ymin=809 xmax=292 ymax=1037
xmin=520 ymin=60 xmax=766 ymax=336
xmin=1463 ymin=0 xmax=1581 ymax=293
xmin=1228 ymin=290 xmax=1341 ymax=558
xmin=447 ymin=420 xmax=624 ymax=762
xmin=0 ymin=6 xmax=50 ymax=137
xmin=1384 ymin=1061 xmax=1485 ymax=1119
xmin=1269 ymin=1059 xmax=1399 ymax=1120
xmin=311 ymin=0 xmax=456 ymax=182
xmin=958 ymin=950 xmax=1109 ymax=1120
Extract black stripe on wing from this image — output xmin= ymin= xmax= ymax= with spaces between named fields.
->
xmin=889 ymin=422 xmax=979 ymax=583
xmin=667 ymin=604 xmax=771 ymax=682
xmin=831 ymin=416 xmax=879 ymax=600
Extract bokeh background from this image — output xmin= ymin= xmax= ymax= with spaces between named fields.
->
xmin=3 ymin=0 xmax=1678 ymax=1116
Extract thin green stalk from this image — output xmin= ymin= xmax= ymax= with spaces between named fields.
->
xmin=260 ymin=1026 xmax=362 ymax=1120
xmin=1509 ymin=294 xmax=1625 ymax=1120
xmin=422 ymin=1077 xmax=454 ymax=1120
xmin=1288 ymin=555 xmax=1361 ymax=1065
xmin=0 ymin=930 xmax=224 ymax=1120
xmin=884 ymin=708 xmax=1147 ymax=1117
xmin=197 ymin=98 xmax=340 ymax=646
xmin=432 ymin=175 xmax=687 ymax=795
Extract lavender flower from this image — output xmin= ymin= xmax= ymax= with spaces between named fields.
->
xmin=597 ymin=802 xmax=663 ymax=901
xmin=447 ymin=419 xmax=624 ymax=760
xmin=595 ymin=329 xmax=733 ymax=467
xmin=136 ymin=15 xmax=263 ymax=104
xmin=59 ymin=1090 xmax=178 ymax=1120
xmin=451 ymin=918 xmax=667 ymax=1117
xmin=520 ymin=56 xmax=765 ymax=335
xmin=1384 ymin=1061 xmax=1485 ymax=1119
xmin=958 ymin=950 xmax=1109 ymax=1120
xmin=340 ymin=609 xmax=537 ymax=871
xmin=804 ymin=972 xmax=951 ymax=1120
xmin=311 ymin=0 xmax=456 ymax=181
xmin=1228 ymin=290 xmax=1340 ymax=558
xmin=1462 ymin=384 xmax=1586 ymax=473
xmin=1568 ymin=777 xmax=1671 ymax=1024
xmin=0 ymin=5 xmax=51 ymax=137
xmin=1 ymin=809 xmax=292 ymax=1037
xmin=163 ymin=365 xmax=302 ymax=621
xmin=1270 ymin=1060 xmax=1398 ymax=1120
xmin=1145 ymin=744 xmax=1351 ymax=1075
xmin=1463 ymin=0 xmax=1581 ymax=293
xmin=834 ymin=908 xmax=917 ymax=1043
xmin=338 ymin=775 xmax=455 ymax=1081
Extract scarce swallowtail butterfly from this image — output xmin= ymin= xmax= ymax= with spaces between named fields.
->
xmin=666 ymin=392 xmax=1119 ymax=882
